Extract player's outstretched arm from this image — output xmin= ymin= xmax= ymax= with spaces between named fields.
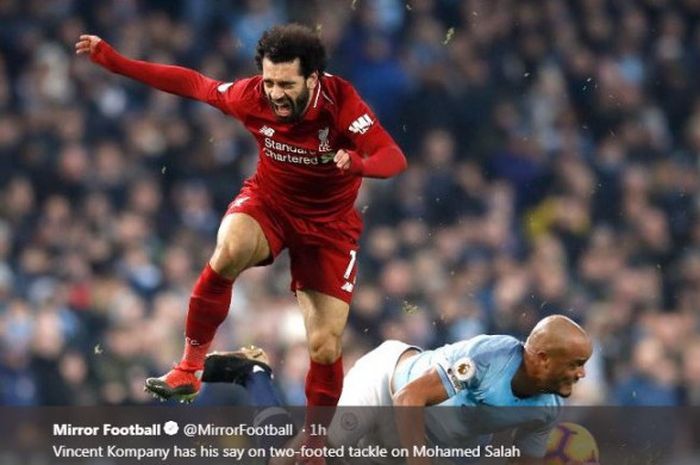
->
xmin=75 ymin=34 xmax=221 ymax=104
xmin=392 ymin=368 xmax=449 ymax=465
xmin=392 ymin=368 xmax=448 ymax=407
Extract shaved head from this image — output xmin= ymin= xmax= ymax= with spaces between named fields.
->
xmin=520 ymin=315 xmax=593 ymax=397
xmin=525 ymin=315 xmax=590 ymax=355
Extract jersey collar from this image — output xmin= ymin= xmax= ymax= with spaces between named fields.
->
xmin=300 ymin=79 xmax=324 ymax=122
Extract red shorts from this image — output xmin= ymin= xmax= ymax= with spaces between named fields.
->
xmin=225 ymin=183 xmax=363 ymax=304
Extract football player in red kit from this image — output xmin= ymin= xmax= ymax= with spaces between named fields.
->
xmin=76 ymin=23 xmax=406 ymax=462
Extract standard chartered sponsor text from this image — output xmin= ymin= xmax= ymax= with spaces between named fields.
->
xmin=191 ymin=423 xmax=293 ymax=437
xmin=264 ymin=147 xmax=320 ymax=165
xmin=264 ymin=137 xmax=310 ymax=154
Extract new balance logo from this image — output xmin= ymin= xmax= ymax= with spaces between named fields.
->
xmin=341 ymin=281 xmax=354 ymax=292
xmin=348 ymin=114 xmax=374 ymax=135
xmin=259 ymin=126 xmax=275 ymax=137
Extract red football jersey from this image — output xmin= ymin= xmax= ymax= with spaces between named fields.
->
xmin=205 ymin=75 xmax=395 ymax=221
xmin=90 ymin=41 xmax=404 ymax=221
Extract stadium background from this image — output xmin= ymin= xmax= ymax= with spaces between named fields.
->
xmin=1 ymin=0 xmax=699 ymax=407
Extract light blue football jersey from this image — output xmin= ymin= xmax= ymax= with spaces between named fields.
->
xmin=392 ymin=335 xmax=562 ymax=459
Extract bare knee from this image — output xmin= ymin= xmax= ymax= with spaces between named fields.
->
xmin=209 ymin=214 xmax=270 ymax=279
xmin=297 ymin=290 xmax=349 ymax=364
xmin=210 ymin=237 xmax=255 ymax=279
xmin=308 ymin=330 xmax=342 ymax=363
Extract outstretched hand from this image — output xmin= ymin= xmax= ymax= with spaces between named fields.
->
xmin=75 ymin=34 xmax=102 ymax=55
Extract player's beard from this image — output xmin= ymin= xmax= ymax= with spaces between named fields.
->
xmin=268 ymin=87 xmax=310 ymax=123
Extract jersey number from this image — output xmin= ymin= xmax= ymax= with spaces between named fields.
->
xmin=343 ymin=250 xmax=357 ymax=280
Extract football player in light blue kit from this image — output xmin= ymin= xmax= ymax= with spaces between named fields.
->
xmin=202 ymin=315 xmax=594 ymax=465
xmin=326 ymin=315 xmax=592 ymax=464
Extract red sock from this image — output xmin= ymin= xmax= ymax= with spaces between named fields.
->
xmin=180 ymin=264 xmax=233 ymax=369
xmin=305 ymin=356 xmax=343 ymax=429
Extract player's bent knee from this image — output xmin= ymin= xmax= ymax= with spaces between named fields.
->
xmin=310 ymin=347 xmax=339 ymax=364
xmin=210 ymin=236 xmax=257 ymax=276
xmin=210 ymin=214 xmax=269 ymax=277
xmin=308 ymin=332 xmax=342 ymax=364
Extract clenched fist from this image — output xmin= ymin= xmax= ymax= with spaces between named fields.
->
xmin=334 ymin=149 xmax=363 ymax=175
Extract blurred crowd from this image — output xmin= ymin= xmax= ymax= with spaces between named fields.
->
xmin=1 ymin=0 xmax=700 ymax=407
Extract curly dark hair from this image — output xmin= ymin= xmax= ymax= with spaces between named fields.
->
xmin=255 ymin=24 xmax=327 ymax=77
